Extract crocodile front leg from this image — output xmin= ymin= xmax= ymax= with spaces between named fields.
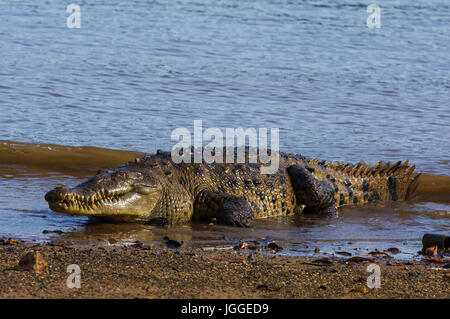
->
xmin=194 ymin=190 xmax=254 ymax=227
xmin=287 ymin=165 xmax=336 ymax=214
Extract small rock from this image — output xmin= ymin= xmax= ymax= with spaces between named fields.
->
xmin=212 ymin=256 xmax=245 ymax=263
xmin=108 ymin=238 xmax=118 ymax=244
xmin=266 ymin=242 xmax=283 ymax=253
xmin=241 ymin=242 xmax=259 ymax=250
xmin=131 ymin=240 xmax=144 ymax=249
xmin=164 ymin=237 xmax=182 ymax=248
xmin=346 ymin=256 xmax=376 ymax=263
xmin=336 ymin=251 xmax=352 ymax=257
xmin=425 ymin=257 xmax=445 ymax=263
xmin=386 ymin=247 xmax=401 ymax=254
xmin=42 ymin=230 xmax=64 ymax=234
xmin=17 ymin=252 xmax=48 ymax=274
xmin=256 ymin=284 xmax=280 ymax=292
xmin=145 ymin=217 xmax=168 ymax=226
xmin=314 ymin=247 xmax=321 ymax=253
xmin=351 ymin=286 xmax=368 ymax=294
xmin=5 ymin=238 xmax=19 ymax=245
xmin=47 ymin=241 xmax=65 ymax=247
xmin=369 ymin=251 xmax=392 ymax=258
xmin=425 ymin=245 xmax=438 ymax=257
xmin=312 ymin=258 xmax=333 ymax=266
xmin=329 ymin=268 xmax=338 ymax=273
xmin=167 ymin=240 xmax=182 ymax=248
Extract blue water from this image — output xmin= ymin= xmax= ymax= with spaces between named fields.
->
xmin=0 ymin=0 xmax=449 ymax=174
xmin=0 ymin=1 xmax=448 ymax=256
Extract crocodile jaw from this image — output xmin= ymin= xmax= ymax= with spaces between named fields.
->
xmin=45 ymin=186 xmax=160 ymax=220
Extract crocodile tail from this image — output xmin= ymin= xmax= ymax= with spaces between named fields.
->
xmin=316 ymin=159 xmax=419 ymax=206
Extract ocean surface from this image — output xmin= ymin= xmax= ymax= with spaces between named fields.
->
xmin=0 ymin=1 xmax=448 ymax=257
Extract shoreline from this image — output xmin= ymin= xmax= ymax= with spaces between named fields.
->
xmin=0 ymin=241 xmax=448 ymax=299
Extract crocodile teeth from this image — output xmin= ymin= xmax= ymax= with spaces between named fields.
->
xmin=58 ymin=190 xmax=126 ymax=207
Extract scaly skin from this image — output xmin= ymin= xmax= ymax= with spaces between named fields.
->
xmin=45 ymin=147 xmax=419 ymax=226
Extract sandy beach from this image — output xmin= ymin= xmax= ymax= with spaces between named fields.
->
xmin=0 ymin=241 xmax=448 ymax=299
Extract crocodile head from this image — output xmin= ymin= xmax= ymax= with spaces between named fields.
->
xmin=45 ymin=165 xmax=163 ymax=222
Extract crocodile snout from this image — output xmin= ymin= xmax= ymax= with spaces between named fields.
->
xmin=45 ymin=187 xmax=71 ymax=203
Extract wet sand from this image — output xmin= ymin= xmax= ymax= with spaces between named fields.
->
xmin=0 ymin=242 xmax=448 ymax=299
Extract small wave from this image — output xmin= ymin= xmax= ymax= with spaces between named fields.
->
xmin=0 ymin=140 xmax=144 ymax=177
xmin=410 ymin=173 xmax=450 ymax=203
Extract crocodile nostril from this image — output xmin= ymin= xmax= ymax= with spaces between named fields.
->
xmin=45 ymin=189 xmax=57 ymax=202
xmin=45 ymin=187 xmax=71 ymax=202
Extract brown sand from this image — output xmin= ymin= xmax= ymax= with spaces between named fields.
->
xmin=0 ymin=243 xmax=448 ymax=299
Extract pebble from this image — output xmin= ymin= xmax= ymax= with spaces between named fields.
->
xmin=351 ymin=286 xmax=368 ymax=294
xmin=17 ymin=251 xmax=48 ymax=274
xmin=266 ymin=242 xmax=283 ymax=253
xmin=386 ymin=247 xmax=401 ymax=254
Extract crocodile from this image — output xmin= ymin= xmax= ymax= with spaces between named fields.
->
xmin=45 ymin=147 xmax=419 ymax=227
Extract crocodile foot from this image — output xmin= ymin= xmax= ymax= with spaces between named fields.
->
xmin=217 ymin=198 xmax=254 ymax=228
xmin=287 ymin=165 xmax=336 ymax=214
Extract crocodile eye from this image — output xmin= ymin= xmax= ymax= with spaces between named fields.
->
xmin=133 ymin=185 xmax=155 ymax=195
xmin=115 ymin=171 xmax=128 ymax=179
